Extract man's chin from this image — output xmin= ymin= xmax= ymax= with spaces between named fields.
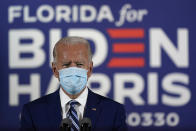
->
xmin=60 ymin=86 xmax=86 ymax=99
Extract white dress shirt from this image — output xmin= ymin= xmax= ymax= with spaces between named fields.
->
xmin=59 ymin=87 xmax=88 ymax=120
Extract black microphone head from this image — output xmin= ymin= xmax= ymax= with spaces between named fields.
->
xmin=79 ymin=117 xmax=92 ymax=128
xmin=60 ymin=118 xmax=72 ymax=131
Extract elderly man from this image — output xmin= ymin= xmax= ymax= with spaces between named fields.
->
xmin=20 ymin=36 xmax=127 ymax=131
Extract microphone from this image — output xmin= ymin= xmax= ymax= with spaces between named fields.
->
xmin=60 ymin=118 xmax=72 ymax=131
xmin=79 ymin=117 xmax=92 ymax=131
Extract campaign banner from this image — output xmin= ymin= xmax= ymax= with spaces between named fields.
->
xmin=0 ymin=0 xmax=196 ymax=130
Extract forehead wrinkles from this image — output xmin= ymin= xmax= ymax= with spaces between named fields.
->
xmin=53 ymin=38 xmax=92 ymax=62
xmin=55 ymin=43 xmax=89 ymax=62
xmin=56 ymin=42 xmax=88 ymax=53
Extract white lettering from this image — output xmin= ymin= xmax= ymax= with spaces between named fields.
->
xmin=162 ymin=73 xmax=190 ymax=106
xmin=97 ymin=5 xmax=114 ymax=22
xmin=114 ymin=73 xmax=145 ymax=105
xmin=56 ymin=5 xmax=71 ymax=23
xmin=8 ymin=6 xmax=22 ymax=23
xmin=37 ymin=5 xmax=54 ymax=23
xmin=150 ymin=28 xmax=189 ymax=68
xmin=80 ymin=5 xmax=96 ymax=22
xmin=24 ymin=5 xmax=37 ymax=23
xmin=148 ymin=73 xmax=158 ymax=105
xmin=72 ymin=5 xmax=78 ymax=22
xmin=9 ymin=29 xmax=45 ymax=68
xmin=88 ymin=73 xmax=111 ymax=97
xmin=9 ymin=74 xmax=40 ymax=106
xmin=115 ymin=4 xmax=148 ymax=26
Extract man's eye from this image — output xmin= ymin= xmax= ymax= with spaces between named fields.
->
xmin=77 ymin=63 xmax=83 ymax=66
xmin=62 ymin=64 xmax=70 ymax=67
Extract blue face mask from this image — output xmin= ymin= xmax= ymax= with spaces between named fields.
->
xmin=59 ymin=67 xmax=88 ymax=95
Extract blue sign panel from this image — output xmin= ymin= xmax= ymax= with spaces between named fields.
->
xmin=0 ymin=0 xmax=196 ymax=130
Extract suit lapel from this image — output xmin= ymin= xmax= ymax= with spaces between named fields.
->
xmin=46 ymin=89 xmax=62 ymax=128
xmin=84 ymin=89 xmax=102 ymax=129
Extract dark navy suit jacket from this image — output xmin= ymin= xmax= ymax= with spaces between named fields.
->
xmin=20 ymin=89 xmax=127 ymax=131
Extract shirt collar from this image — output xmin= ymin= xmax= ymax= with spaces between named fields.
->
xmin=59 ymin=87 xmax=88 ymax=107
xmin=75 ymin=87 xmax=88 ymax=107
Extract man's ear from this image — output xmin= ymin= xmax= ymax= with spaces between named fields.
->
xmin=87 ymin=61 xmax=93 ymax=78
xmin=52 ymin=62 xmax=59 ymax=78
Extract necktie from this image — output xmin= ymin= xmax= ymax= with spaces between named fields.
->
xmin=68 ymin=100 xmax=80 ymax=131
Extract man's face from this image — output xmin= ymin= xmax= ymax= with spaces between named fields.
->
xmin=52 ymin=43 xmax=93 ymax=80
